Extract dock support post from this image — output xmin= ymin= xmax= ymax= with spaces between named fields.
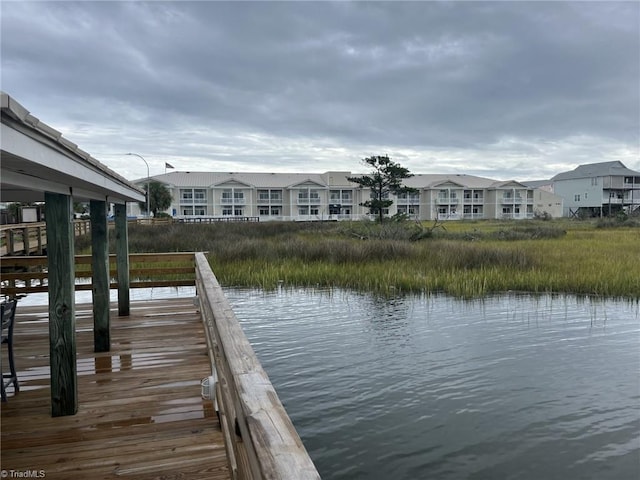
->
xmin=45 ymin=192 xmax=78 ymax=417
xmin=114 ymin=203 xmax=130 ymax=316
xmin=91 ymin=199 xmax=110 ymax=351
xmin=22 ymin=227 xmax=30 ymax=255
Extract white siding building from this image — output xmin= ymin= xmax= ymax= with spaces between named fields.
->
xmin=550 ymin=161 xmax=640 ymax=217
xmin=135 ymin=170 xmax=563 ymax=221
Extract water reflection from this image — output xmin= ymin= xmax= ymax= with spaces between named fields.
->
xmin=226 ymin=288 xmax=640 ymax=480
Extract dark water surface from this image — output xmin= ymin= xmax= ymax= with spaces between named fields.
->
xmin=224 ymin=289 xmax=640 ymax=480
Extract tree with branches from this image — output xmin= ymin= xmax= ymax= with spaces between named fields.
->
xmin=139 ymin=181 xmax=173 ymax=217
xmin=348 ymin=155 xmax=418 ymax=222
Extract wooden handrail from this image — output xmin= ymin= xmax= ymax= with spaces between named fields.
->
xmin=195 ymin=252 xmax=320 ymax=480
xmin=1 ymin=249 xmax=319 ymax=478
xmin=0 ymin=252 xmax=197 ymax=296
xmin=0 ymin=220 xmax=91 ymax=256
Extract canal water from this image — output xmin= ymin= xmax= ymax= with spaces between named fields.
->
xmin=224 ymin=288 xmax=640 ymax=480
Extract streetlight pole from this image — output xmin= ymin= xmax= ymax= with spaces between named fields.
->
xmin=126 ymin=153 xmax=150 ymax=218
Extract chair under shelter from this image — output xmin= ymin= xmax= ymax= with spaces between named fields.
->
xmin=1 ymin=298 xmax=19 ymax=402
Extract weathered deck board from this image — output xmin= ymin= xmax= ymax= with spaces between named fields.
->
xmin=0 ymin=297 xmax=230 ymax=480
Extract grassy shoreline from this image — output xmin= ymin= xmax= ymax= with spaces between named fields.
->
xmin=88 ymin=219 xmax=640 ymax=299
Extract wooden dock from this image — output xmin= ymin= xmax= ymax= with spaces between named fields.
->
xmin=0 ymin=297 xmax=230 ymax=480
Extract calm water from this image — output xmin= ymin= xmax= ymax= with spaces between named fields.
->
xmin=224 ymin=288 xmax=640 ymax=480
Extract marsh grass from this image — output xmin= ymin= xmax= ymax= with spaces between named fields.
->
xmin=75 ymin=219 xmax=640 ymax=298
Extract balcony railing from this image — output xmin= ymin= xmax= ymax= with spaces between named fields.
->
xmin=220 ymin=196 xmax=246 ymax=204
xmin=298 ymin=196 xmax=321 ymax=204
xmin=396 ymin=197 xmax=420 ymax=204
xmin=502 ymin=196 xmax=524 ymax=204
xmin=603 ymin=197 xmax=625 ymax=204
xmin=436 ymin=197 xmax=459 ymax=205
xmin=329 ymin=196 xmax=353 ymax=203
xmin=257 ymin=197 xmax=282 ymax=204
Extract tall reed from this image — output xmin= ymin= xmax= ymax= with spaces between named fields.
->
xmin=76 ymin=219 xmax=640 ymax=298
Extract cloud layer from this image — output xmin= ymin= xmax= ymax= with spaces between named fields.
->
xmin=2 ymin=1 xmax=638 ymax=180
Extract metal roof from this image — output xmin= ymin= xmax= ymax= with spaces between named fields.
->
xmin=147 ymin=171 xmax=525 ymax=190
xmin=146 ymin=171 xmax=361 ymax=189
xmin=551 ymin=161 xmax=640 ymax=181
xmin=1 ymin=92 xmax=145 ymax=204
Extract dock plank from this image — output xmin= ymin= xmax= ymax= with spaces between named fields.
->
xmin=1 ymin=297 xmax=230 ymax=480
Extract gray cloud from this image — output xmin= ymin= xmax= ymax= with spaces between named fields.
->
xmin=2 ymin=1 xmax=638 ymax=181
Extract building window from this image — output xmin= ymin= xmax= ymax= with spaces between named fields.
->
xmin=398 ymin=192 xmax=420 ymax=202
xmin=271 ymin=207 xmax=281 ymax=215
xmin=182 ymin=206 xmax=194 ymax=216
xmin=180 ymin=189 xmax=193 ymax=202
xmin=574 ymin=194 xmax=581 ymax=202
xmin=258 ymin=190 xmax=270 ymax=201
xmin=299 ymin=206 xmax=309 ymax=215
xmin=234 ymin=208 xmax=243 ymax=216
xmin=592 ymin=177 xmax=599 ymax=186
xmin=222 ymin=190 xmax=232 ymax=202
xmin=259 ymin=207 xmax=270 ymax=216
xmin=222 ymin=207 xmax=232 ymax=216
xmin=258 ymin=189 xmax=282 ymax=202
xmin=330 ymin=190 xmax=353 ymax=203
xmin=194 ymin=189 xmax=206 ymax=201
xmin=310 ymin=207 xmax=319 ymax=215
xmin=194 ymin=206 xmax=206 ymax=215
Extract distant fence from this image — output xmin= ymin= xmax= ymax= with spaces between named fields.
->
xmin=0 ymin=220 xmax=90 ymax=256
xmin=0 ymin=217 xmax=262 ymax=256
xmin=133 ymin=217 xmax=260 ymax=225
xmin=176 ymin=216 xmax=260 ymax=224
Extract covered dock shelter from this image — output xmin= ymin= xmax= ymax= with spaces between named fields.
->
xmin=1 ymin=91 xmax=145 ymax=416
xmin=1 ymin=93 xmax=320 ymax=479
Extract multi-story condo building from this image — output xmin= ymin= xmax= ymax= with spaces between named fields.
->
xmin=549 ymin=161 xmax=640 ymax=217
xmin=138 ymin=170 xmax=563 ymax=221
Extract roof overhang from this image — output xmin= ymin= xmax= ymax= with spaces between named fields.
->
xmin=1 ymin=92 xmax=145 ymax=204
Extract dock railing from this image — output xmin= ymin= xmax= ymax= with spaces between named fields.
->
xmin=194 ymin=252 xmax=320 ymax=480
xmin=0 ymin=252 xmax=196 ymax=296
xmin=0 ymin=220 xmax=92 ymax=256
xmin=0 ymin=251 xmax=321 ymax=479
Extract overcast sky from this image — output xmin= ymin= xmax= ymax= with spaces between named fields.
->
xmin=2 ymin=1 xmax=639 ymax=182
